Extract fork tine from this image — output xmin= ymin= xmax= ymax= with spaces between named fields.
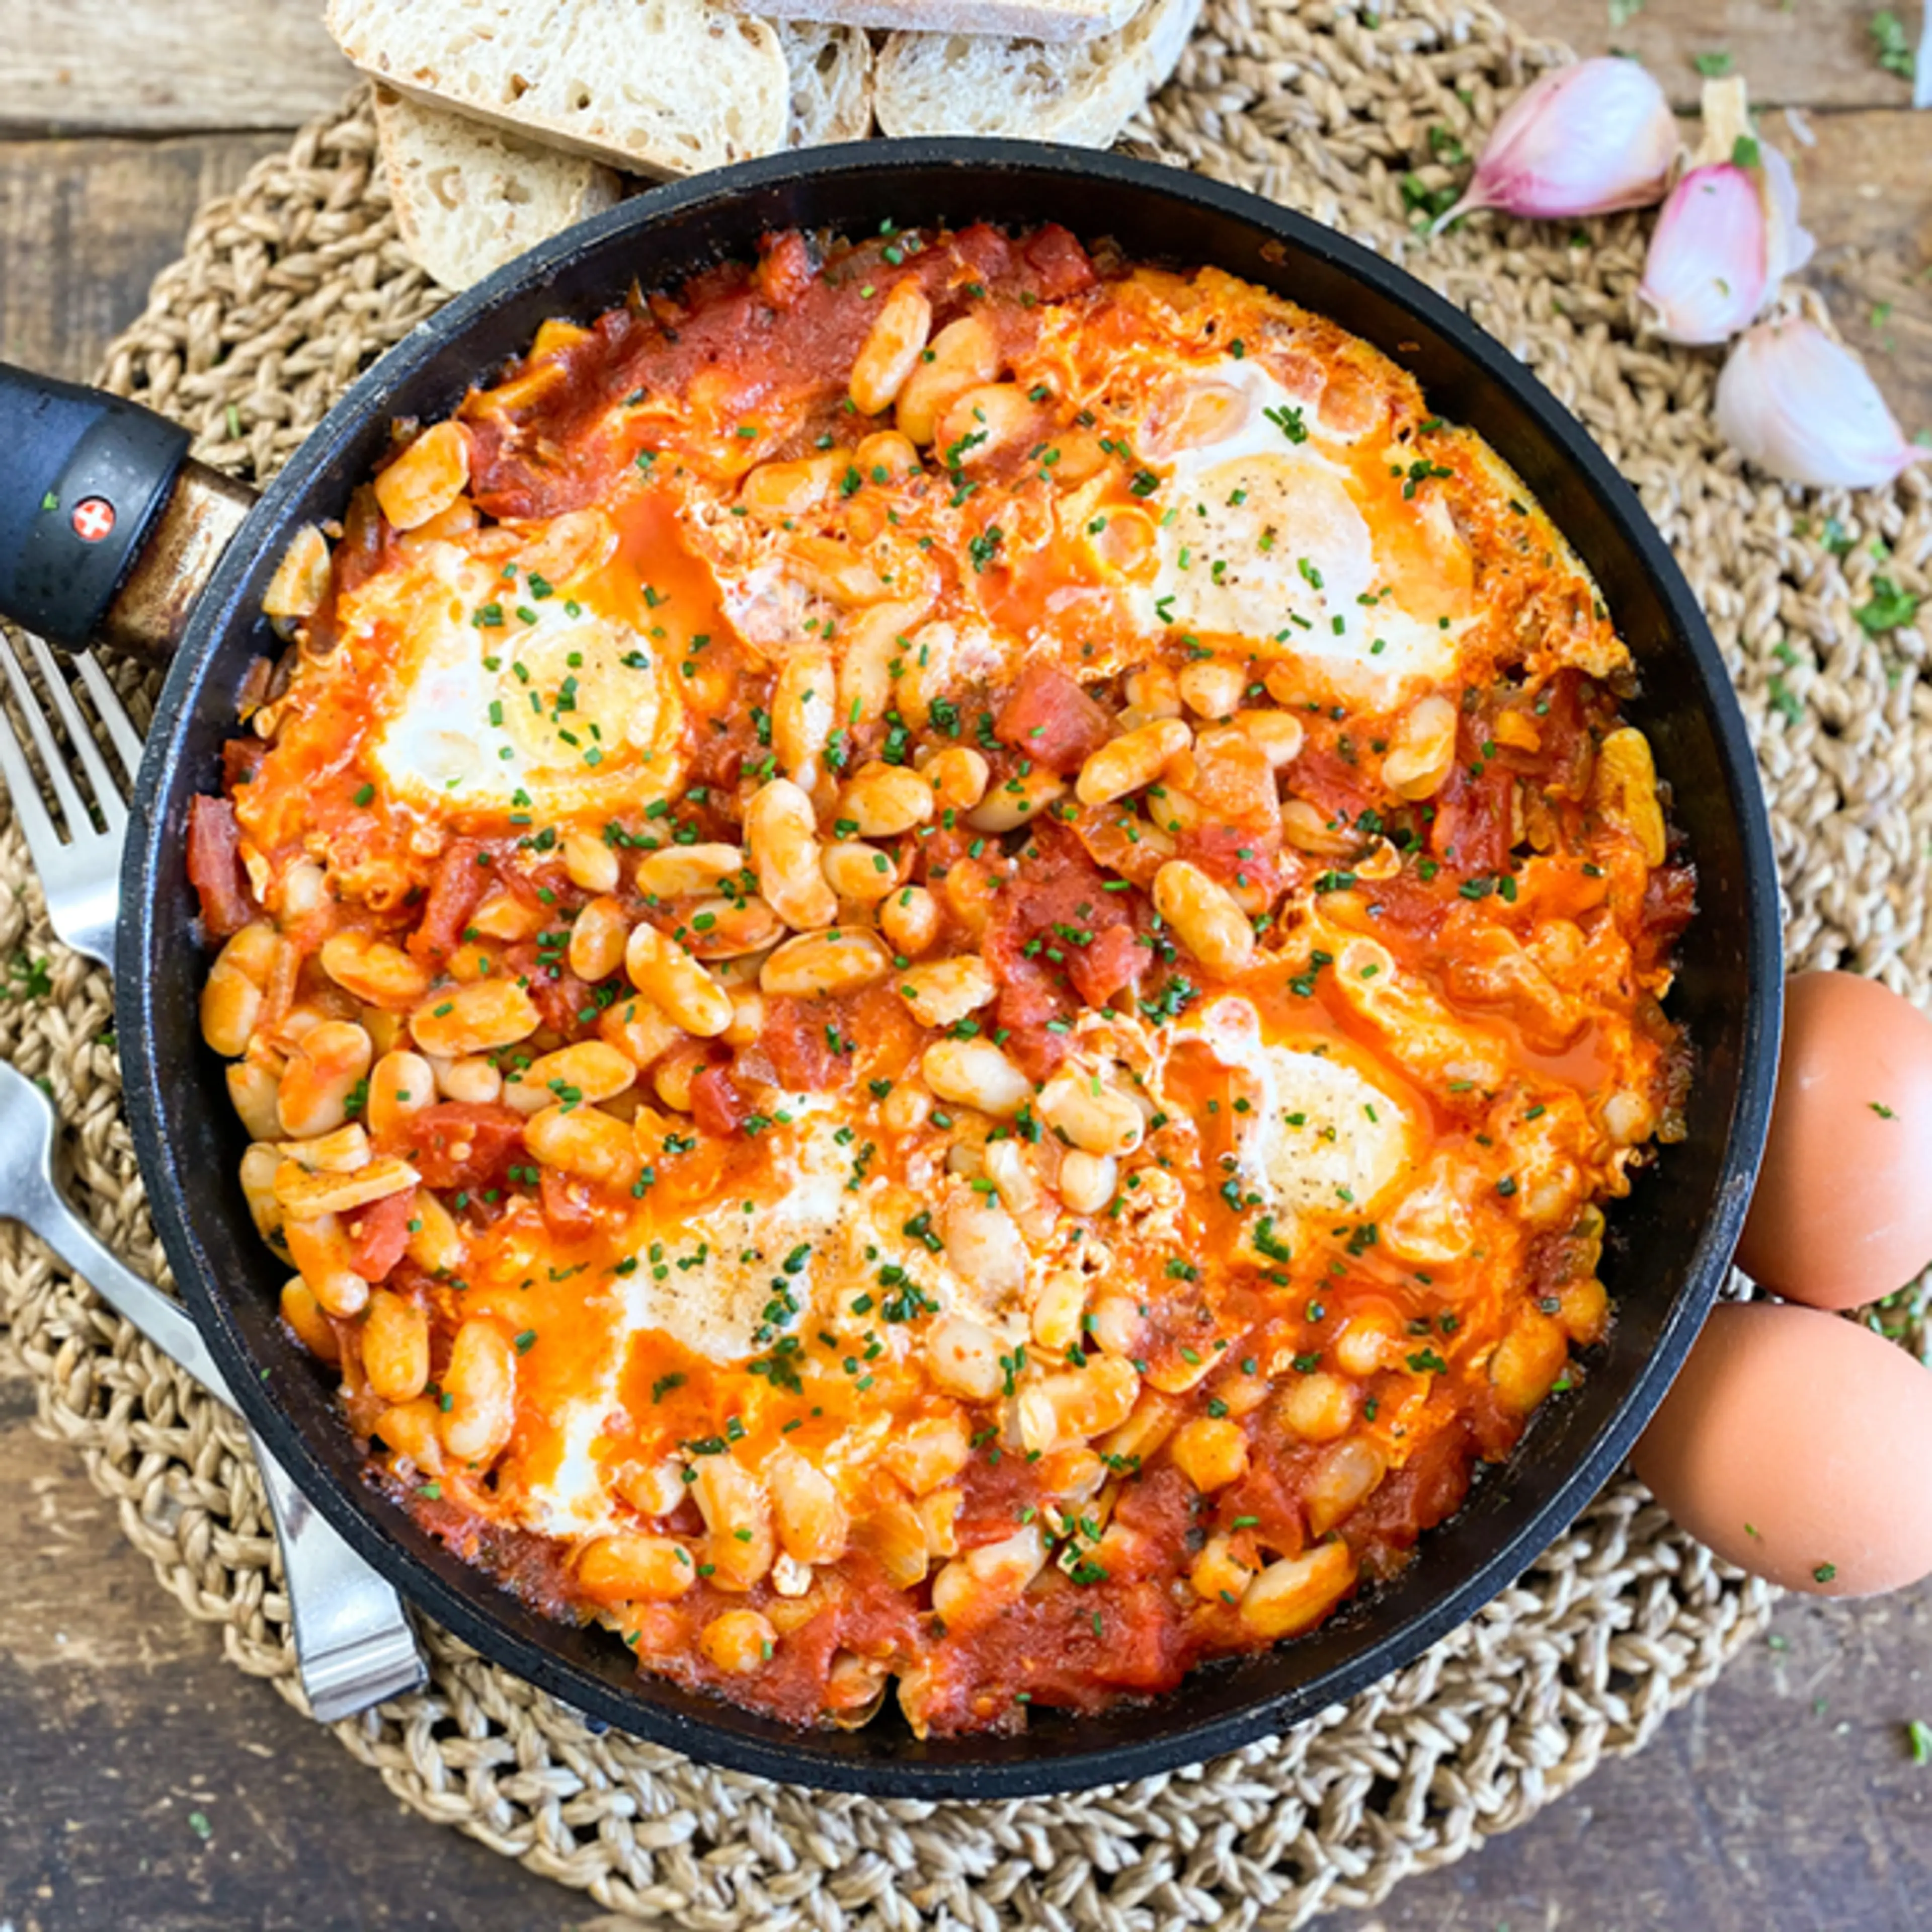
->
xmin=75 ymin=652 xmax=146 ymax=786
xmin=0 ymin=689 xmax=66 ymax=871
xmin=24 ymin=634 xmax=126 ymax=831
xmin=0 ymin=634 xmax=92 ymax=842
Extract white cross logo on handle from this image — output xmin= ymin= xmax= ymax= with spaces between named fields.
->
xmin=70 ymin=497 xmax=117 ymax=543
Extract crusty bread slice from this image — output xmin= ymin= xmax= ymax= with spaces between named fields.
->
xmin=327 ymin=0 xmax=790 ymax=177
xmin=874 ymin=0 xmax=1201 ymax=147
xmin=373 ymin=86 xmax=624 ymax=291
xmin=775 ymin=21 xmax=873 ymax=145
xmin=729 ymin=0 xmax=1138 ymax=49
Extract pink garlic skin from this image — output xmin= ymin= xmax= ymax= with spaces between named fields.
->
xmin=1638 ymin=165 xmax=1770 ymax=346
xmin=1716 ymin=317 xmax=1928 ymax=490
xmin=1437 ymin=57 xmax=1679 ymax=228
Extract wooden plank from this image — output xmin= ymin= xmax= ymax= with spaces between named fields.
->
xmin=0 ymin=0 xmax=355 ymax=138
xmin=1311 ymin=1582 xmax=1932 ymax=1932
xmin=1 ymin=0 xmax=1919 ymax=134
xmin=0 ymin=134 xmax=285 ymax=385
xmin=5 ymin=0 xmax=1913 ymax=134
xmin=0 ymin=1361 xmax=576 ymax=1929
xmin=1517 ymin=0 xmax=1922 ymax=111
xmin=1788 ymin=111 xmax=1932 ymax=441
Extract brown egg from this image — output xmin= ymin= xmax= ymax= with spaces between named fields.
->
xmin=1735 ymin=969 xmax=1932 ymax=1310
xmin=1633 ymin=1301 xmax=1932 ymax=1596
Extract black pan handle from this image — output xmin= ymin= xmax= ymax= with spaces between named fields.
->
xmin=0 ymin=361 xmax=192 ymax=652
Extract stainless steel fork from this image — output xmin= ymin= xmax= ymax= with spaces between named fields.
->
xmin=0 ymin=630 xmax=426 ymax=1723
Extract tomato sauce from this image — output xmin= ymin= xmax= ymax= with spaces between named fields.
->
xmin=197 ymin=220 xmax=1693 ymax=1739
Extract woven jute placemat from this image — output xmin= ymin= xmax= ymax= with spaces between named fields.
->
xmin=4 ymin=1 xmax=1928 ymax=1921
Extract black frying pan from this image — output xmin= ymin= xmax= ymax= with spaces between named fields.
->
xmin=0 ymin=141 xmax=1783 ymax=1797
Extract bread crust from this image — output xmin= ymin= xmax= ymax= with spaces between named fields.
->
xmin=329 ymin=0 xmax=791 ymax=177
xmin=728 ymin=0 xmax=1139 ymax=49
xmin=875 ymin=0 xmax=1201 ymax=146
xmin=374 ymin=86 xmax=625 ymax=291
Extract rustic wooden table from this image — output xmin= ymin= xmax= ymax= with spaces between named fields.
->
xmin=1 ymin=4 xmax=1928 ymax=1927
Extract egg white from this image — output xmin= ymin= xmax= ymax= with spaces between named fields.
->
xmin=1176 ymin=993 xmax=1420 ymax=1237
xmin=355 ymin=541 xmax=684 ymax=823
xmin=513 ymin=1102 xmax=862 ymax=1536
xmin=1137 ymin=361 xmax=1461 ymax=694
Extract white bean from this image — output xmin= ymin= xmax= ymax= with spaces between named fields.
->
xmin=1037 ymin=1069 xmax=1144 ymax=1157
xmin=894 ymin=956 xmax=997 ymax=1030
xmin=921 ymin=1039 xmax=1031 ymax=1118
xmin=1152 ymin=860 xmax=1255 ymax=976
xmin=1057 ymin=1149 xmax=1117 ymax=1215
xmin=760 ymin=928 xmax=891 ymax=997
xmin=745 ymin=778 xmax=838 ymax=932
xmin=1076 ymin=718 xmax=1191 ymax=807
xmin=849 ymin=277 xmax=933 ymax=416
xmin=838 ymin=761 xmax=933 ymax=839
xmin=925 ymin=1313 xmax=1005 ymax=1401
xmin=624 ymin=924 xmax=733 ymax=1037
xmin=965 ymin=766 xmax=1066 ymax=833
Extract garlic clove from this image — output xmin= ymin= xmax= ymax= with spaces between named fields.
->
xmin=1435 ymin=56 xmax=1679 ymax=230
xmin=1637 ymin=165 xmax=1770 ymax=347
xmin=1687 ymin=75 xmax=1813 ymax=296
xmin=1716 ymin=317 xmax=1930 ymax=491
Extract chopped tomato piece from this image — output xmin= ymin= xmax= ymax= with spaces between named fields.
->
xmin=510 ymin=947 xmax=597 ymax=1037
xmin=1430 ymin=754 xmax=1512 ymax=877
xmin=1084 ymin=1583 xmax=1184 ymax=1690
xmin=758 ymin=996 xmax=849 ymax=1093
xmin=984 ymin=823 xmax=1151 ymax=1073
xmin=756 ymin=230 xmax=816 ymax=310
xmin=540 ymin=1166 xmax=597 ymax=1235
xmin=344 ymin=1187 xmax=417 ymax=1282
xmin=993 ymin=664 xmax=1112 ymax=775
xmin=1018 ymin=224 xmax=1097 ymax=301
xmin=221 ymin=737 xmax=266 ymax=790
xmin=1069 ymin=920 xmax=1151 ymax=1010
xmin=392 ymin=1102 xmax=523 ymax=1191
xmin=186 ymin=795 xmax=256 ymax=938
xmin=1176 ymin=823 xmax=1284 ymax=903
xmin=993 ymin=964 xmax=1072 ymax=1081
xmin=1642 ymin=862 xmax=1697 ymax=949
xmin=690 ymin=1065 xmax=750 ymax=1136
xmin=409 ymin=840 xmax=492 ymax=965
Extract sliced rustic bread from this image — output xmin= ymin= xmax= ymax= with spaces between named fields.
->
xmin=730 ymin=0 xmax=1138 ymax=49
xmin=775 ymin=21 xmax=874 ymax=145
xmin=874 ymin=0 xmax=1200 ymax=146
xmin=327 ymin=0 xmax=791 ymax=176
xmin=373 ymin=86 xmax=624 ymax=291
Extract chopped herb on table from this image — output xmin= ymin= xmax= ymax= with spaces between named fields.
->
xmin=1871 ymin=10 xmax=1916 ymax=80
xmin=1854 ymin=579 xmax=1920 ymax=635
xmin=5 ymin=951 xmax=51 ymax=1000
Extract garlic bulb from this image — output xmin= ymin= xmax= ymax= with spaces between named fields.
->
xmin=1435 ymin=57 xmax=1678 ymax=230
xmin=1716 ymin=317 xmax=1929 ymax=490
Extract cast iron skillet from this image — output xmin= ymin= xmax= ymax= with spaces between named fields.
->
xmin=0 ymin=141 xmax=1783 ymax=1796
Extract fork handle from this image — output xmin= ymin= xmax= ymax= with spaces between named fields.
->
xmin=0 ymin=363 xmax=190 ymax=652
xmin=13 ymin=1171 xmax=428 ymax=1717
xmin=13 ymin=1156 xmax=235 ymax=1401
